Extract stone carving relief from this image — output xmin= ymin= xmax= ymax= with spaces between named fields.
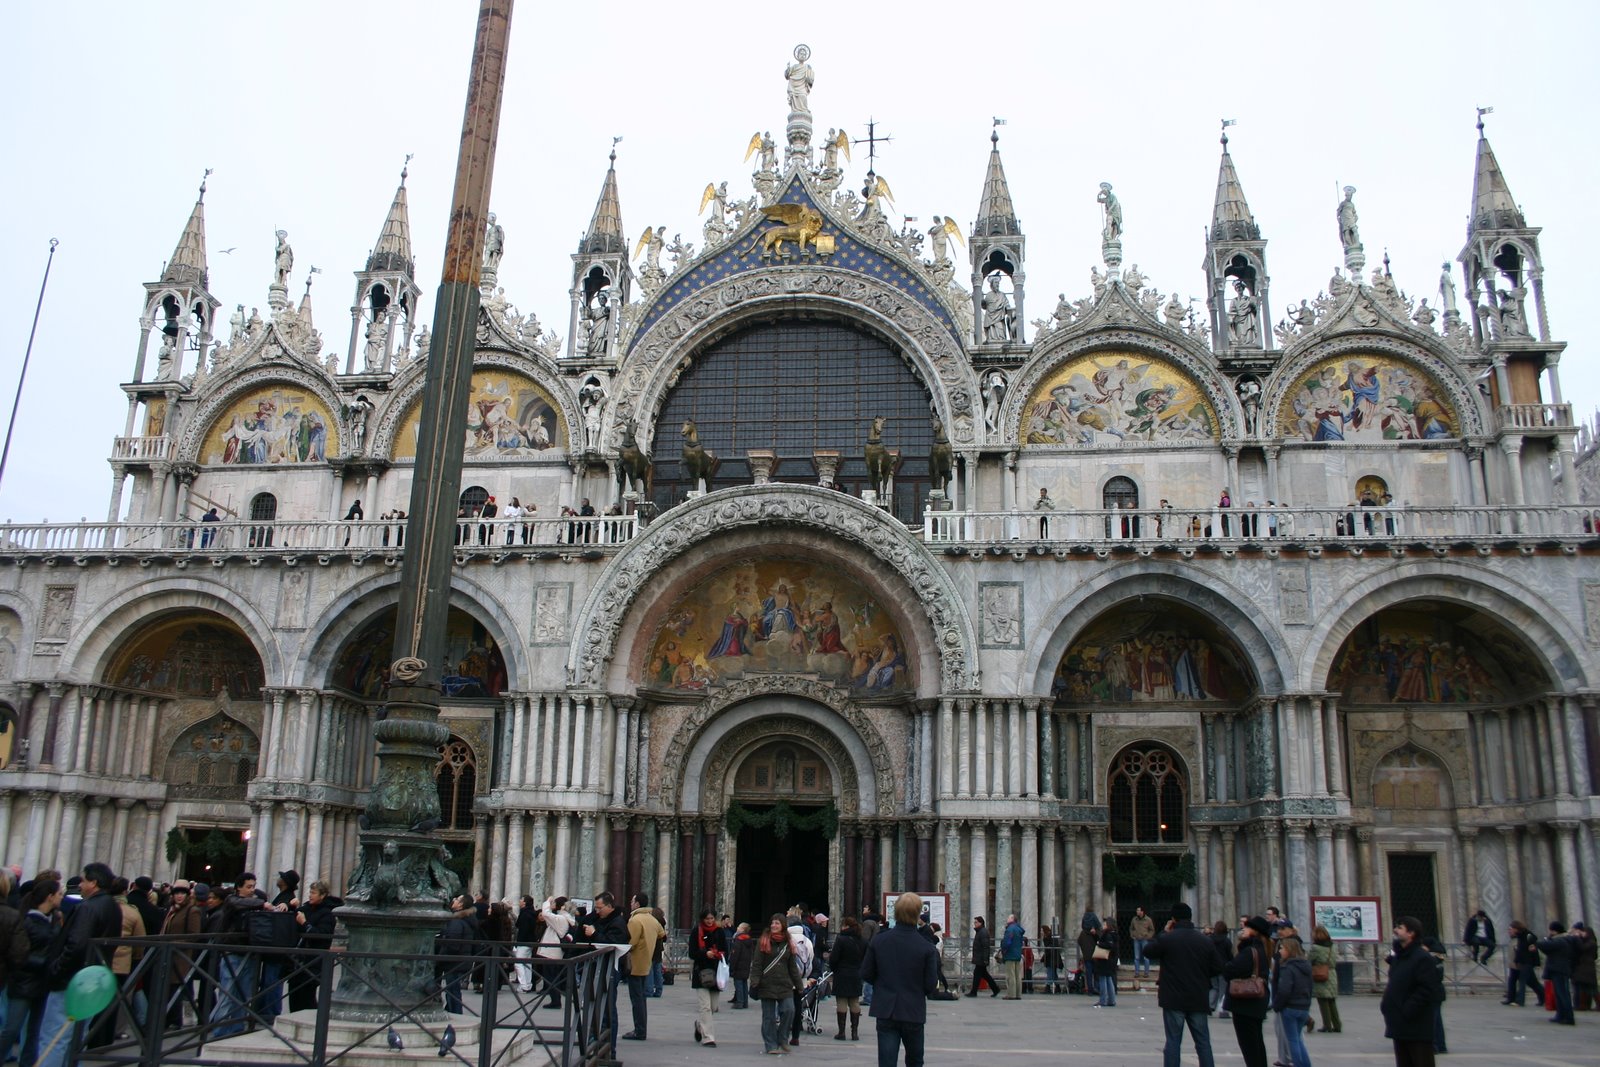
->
xmin=533 ymin=583 xmax=571 ymax=645
xmin=1583 ymin=581 xmax=1600 ymax=648
xmin=978 ymin=582 xmax=1022 ymax=649
xmin=37 ymin=586 xmax=75 ymax=653
xmin=1345 ymin=711 xmax=1469 ymax=811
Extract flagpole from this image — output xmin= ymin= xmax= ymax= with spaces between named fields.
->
xmin=0 ymin=238 xmax=59 ymax=491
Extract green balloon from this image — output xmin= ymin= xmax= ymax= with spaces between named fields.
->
xmin=64 ymin=965 xmax=116 ymax=1020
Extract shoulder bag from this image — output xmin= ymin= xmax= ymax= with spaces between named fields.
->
xmin=1310 ymin=952 xmax=1331 ymax=983
xmin=1227 ymin=944 xmax=1267 ymax=999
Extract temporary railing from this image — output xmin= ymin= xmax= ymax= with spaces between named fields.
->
xmin=924 ymin=504 xmax=1600 ymax=546
xmin=67 ymin=934 xmax=623 ymax=1067
xmin=0 ymin=515 xmax=638 ymax=556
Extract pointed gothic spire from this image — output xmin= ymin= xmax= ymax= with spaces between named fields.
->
xmin=367 ymin=159 xmax=415 ymax=273
xmin=163 ymin=170 xmax=211 ymax=288
xmin=1468 ymin=112 xmax=1525 ymax=232
xmin=298 ymin=270 xmax=317 ymax=328
xmin=582 ymin=148 xmax=627 ymax=255
xmin=974 ymin=130 xmax=1021 ymax=238
xmin=1211 ymin=126 xmax=1260 ymax=242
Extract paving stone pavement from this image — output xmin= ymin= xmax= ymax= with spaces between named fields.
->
xmin=575 ymin=987 xmax=1600 ymax=1066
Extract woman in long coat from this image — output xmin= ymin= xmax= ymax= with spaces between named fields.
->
xmin=1092 ymin=919 xmax=1119 ymax=1007
xmin=1308 ymin=924 xmax=1341 ymax=1032
xmin=1223 ymin=917 xmax=1274 ymax=1067
xmin=828 ymin=917 xmax=867 ymax=1040
xmin=749 ymin=915 xmax=805 ymax=1055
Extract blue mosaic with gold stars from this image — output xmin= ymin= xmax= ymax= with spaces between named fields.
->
xmin=626 ymin=175 xmax=962 ymax=354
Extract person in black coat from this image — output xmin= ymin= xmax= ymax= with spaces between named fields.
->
xmin=1462 ymin=909 xmax=1497 ymax=965
xmin=1504 ymin=920 xmax=1541 ymax=1006
xmin=1540 ymin=921 xmax=1577 ymax=1025
xmin=1381 ymin=916 xmax=1446 ymax=1067
xmin=1222 ymin=917 xmax=1273 ymax=1067
xmin=288 ymin=880 xmax=342 ymax=1012
xmin=861 ymin=894 xmax=939 ymax=1067
xmin=1143 ymin=902 xmax=1223 ymax=1065
xmin=829 ymin=918 xmax=867 ymax=1041
xmin=967 ymin=916 xmax=996 ymax=997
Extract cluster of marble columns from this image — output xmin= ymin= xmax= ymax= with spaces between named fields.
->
xmin=0 ymin=790 xmax=166 ymax=882
xmin=247 ymin=800 xmax=362 ymax=888
xmin=10 ymin=684 xmax=170 ymax=778
xmin=258 ymin=689 xmax=376 ymax=789
xmin=1465 ymin=698 xmax=1594 ymax=804
xmin=495 ymin=693 xmax=614 ymax=793
xmin=479 ymin=810 xmax=601 ymax=912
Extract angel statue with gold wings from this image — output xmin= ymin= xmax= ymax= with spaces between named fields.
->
xmin=745 ymin=132 xmax=778 ymax=173
xmin=820 ymin=128 xmax=850 ymax=173
xmin=861 ymin=173 xmax=894 ymax=213
xmin=633 ymin=226 xmax=666 ymax=272
xmin=699 ymin=182 xmax=729 ymax=226
xmin=743 ymin=203 xmax=824 ymax=257
xmin=926 ymin=215 xmax=964 ymax=266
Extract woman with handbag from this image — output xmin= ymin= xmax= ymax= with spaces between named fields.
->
xmin=750 ymin=915 xmax=804 ymax=1055
xmin=1308 ymin=925 xmax=1340 ymax=1032
xmin=1223 ymin=916 xmax=1274 ymax=1067
xmin=689 ymin=910 xmax=726 ymax=1048
xmin=1092 ymin=919 xmax=1119 ymax=1007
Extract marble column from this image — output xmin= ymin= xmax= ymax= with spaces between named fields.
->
xmin=610 ymin=700 xmax=630 ymax=805
xmin=1037 ymin=704 xmax=1054 ymax=797
xmin=1546 ymin=697 xmax=1573 ymax=796
xmin=1555 ymin=821 xmax=1583 ymax=924
xmin=1007 ymin=701 xmax=1023 ymax=797
xmin=109 ymin=798 xmax=135 ymax=877
xmin=146 ymin=801 xmax=166 ymax=877
xmin=969 ymin=823 xmax=988 ymax=922
xmin=571 ymin=697 xmax=589 ymax=790
xmin=957 ymin=700 xmax=972 ymax=797
xmin=990 ymin=703 xmax=1005 ymax=798
xmin=1354 ymin=826 xmax=1375 ymax=900
xmin=1307 ymin=696 xmax=1329 ymax=796
xmin=80 ymin=797 xmax=107 ymax=870
xmin=489 ymin=815 xmax=509 ymax=900
xmin=974 ymin=702 xmax=989 ymax=796
xmin=506 ymin=812 xmax=525 ymax=897
xmin=1193 ymin=826 xmax=1214 ymax=917
xmin=473 ymin=815 xmax=491 ymax=895
xmin=1019 ymin=822 xmax=1039 ymax=936
xmin=527 ymin=814 xmax=550 ymax=902
xmin=1324 ymin=696 xmax=1347 ymax=797
xmin=1582 ymin=821 xmax=1600 ymax=928
xmin=578 ymin=814 xmax=598 ymax=896
xmin=1313 ymin=822 xmax=1335 ymax=896
xmin=1202 ymin=714 xmax=1218 ymax=801
xmin=1041 ymin=827 xmax=1060 ymax=930
xmin=1221 ymin=828 xmax=1238 ymax=921
xmin=1562 ymin=696 xmax=1592 ymax=797
xmin=56 ymin=793 xmax=85 ymax=875
xmin=938 ymin=698 xmax=955 ymax=799
xmin=1458 ymin=827 xmax=1480 ymax=915
xmin=944 ymin=821 xmax=964 ymax=946
xmin=280 ymin=802 xmax=304 ymax=879
xmin=994 ymin=822 xmax=1014 ymax=920
xmin=303 ymin=806 xmax=326 ymax=882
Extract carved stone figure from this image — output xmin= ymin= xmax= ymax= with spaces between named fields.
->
xmin=483 ymin=212 xmax=505 ymax=271
xmin=1163 ymin=292 xmax=1186 ymax=330
xmin=1237 ymin=377 xmax=1262 ymax=436
xmin=1412 ymin=298 xmax=1437 ymax=329
xmin=154 ymin=336 xmax=177 ymax=380
xmin=346 ymin=394 xmax=373 ymax=454
xmin=414 ymin=325 xmax=431 ymax=361
xmin=820 ymin=128 xmax=845 ymax=172
xmin=1329 ymin=269 xmax=1351 ymax=297
xmin=981 ymin=274 xmax=1016 ymax=343
xmin=586 ymin=291 xmax=611 ymax=357
xmin=1123 ymin=263 xmax=1144 ymax=293
xmin=1228 ymin=279 xmax=1259 ymax=346
xmin=363 ymin=316 xmax=388 ymax=372
xmin=1337 ymin=187 xmax=1361 ymax=252
xmin=1438 ymin=262 xmax=1458 ymax=315
xmin=758 ymin=132 xmax=777 ymax=172
xmin=666 ymin=232 xmax=695 ymax=272
xmin=229 ymin=304 xmax=247 ymax=346
xmin=784 ymin=44 xmax=814 ymax=115
xmin=983 ymin=370 xmax=1007 ymax=436
xmin=1499 ymin=289 xmax=1530 ymax=337
xmin=1091 ymin=266 xmax=1107 ymax=301
xmin=926 ymin=216 xmax=958 ymax=265
xmin=274 ymin=230 xmax=294 ymax=289
xmin=1097 ymin=182 xmax=1123 ymax=241
xmin=579 ymin=377 xmax=607 ymax=449
xmin=1288 ymin=300 xmax=1317 ymax=330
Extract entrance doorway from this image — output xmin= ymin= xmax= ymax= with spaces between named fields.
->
xmin=1386 ymin=852 xmax=1439 ymax=938
xmin=733 ymin=810 xmax=830 ymax=924
xmin=1109 ymin=853 xmax=1185 ymax=962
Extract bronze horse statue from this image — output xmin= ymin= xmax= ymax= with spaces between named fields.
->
xmin=864 ymin=415 xmax=896 ymax=501
xmin=617 ymin=417 xmax=653 ymax=497
xmin=929 ymin=417 xmax=954 ymax=494
xmin=681 ymin=419 xmax=719 ymax=489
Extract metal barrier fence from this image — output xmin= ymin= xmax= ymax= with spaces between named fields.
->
xmin=61 ymin=935 xmax=623 ymax=1067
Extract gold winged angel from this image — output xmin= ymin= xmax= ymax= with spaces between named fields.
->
xmin=926 ymin=215 xmax=964 ymax=264
xmin=862 ymin=174 xmax=894 ymax=211
xmin=744 ymin=131 xmax=777 ymax=172
xmin=633 ymin=226 xmax=665 ymax=270
xmin=743 ymin=203 xmax=824 ymax=257
xmin=820 ymin=128 xmax=850 ymax=172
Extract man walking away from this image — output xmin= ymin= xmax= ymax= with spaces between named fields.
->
xmin=1381 ymin=916 xmax=1446 ymax=1067
xmin=1000 ymin=914 xmax=1025 ymax=999
xmin=862 ymin=892 xmax=939 ymax=1067
xmin=578 ymin=892 xmax=630 ymax=1058
xmin=1540 ymin=921 xmax=1577 ymax=1025
xmin=1144 ymin=901 xmax=1222 ymax=1067
xmin=967 ymin=917 xmax=996 ymax=997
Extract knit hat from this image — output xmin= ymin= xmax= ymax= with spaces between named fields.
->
xmin=192 ymin=883 xmax=212 ymax=901
xmin=1244 ymin=916 xmax=1272 ymax=937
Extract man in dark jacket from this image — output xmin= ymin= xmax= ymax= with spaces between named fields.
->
xmin=1539 ymin=921 xmax=1577 ymax=1025
xmin=966 ymin=916 xmax=996 ymax=997
xmin=1144 ymin=902 xmax=1222 ymax=1067
xmin=1381 ymin=916 xmax=1446 ymax=1067
xmin=1462 ymin=909 xmax=1496 ymax=965
xmin=37 ymin=862 xmax=122 ymax=1067
xmin=579 ymin=892 xmax=630 ymax=1059
xmin=1504 ymin=919 xmax=1541 ymax=1006
xmin=862 ymin=892 xmax=939 ymax=1067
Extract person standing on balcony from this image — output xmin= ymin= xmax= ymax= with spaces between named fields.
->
xmin=199 ymin=507 xmax=220 ymax=548
xmin=1034 ymin=488 xmax=1055 ymax=539
xmin=342 ymin=499 xmax=362 ymax=546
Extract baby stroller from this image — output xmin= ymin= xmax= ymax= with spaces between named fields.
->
xmin=800 ymin=970 xmax=834 ymax=1035
xmin=1065 ymin=966 xmax=1089 ymax=995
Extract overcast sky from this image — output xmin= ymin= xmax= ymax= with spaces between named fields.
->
xmin=1 ymin=1 xmax=1596 ymax=524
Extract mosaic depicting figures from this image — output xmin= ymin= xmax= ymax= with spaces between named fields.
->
xmin=1024 ymin=352 xmax=1217 ymax=445
xmin=334 ymin=607 xmax=507 ymax=699
xmin=393 ymin=371 xmax=562 ymax=459
xmin=1051 ymin=607 xmax=1248 ymax=704
xmin=1278 ymin=356 xmax=1456 ymax=442
xmin=1328 ymin=608 xmax=1523 ymax=703
xmin=107 ymin=618 xmax=266 ymax=699
xmin=644 ymin=561 xmax=911 ymax=693
xmin=202 ymin=388 xmax=337 ymax=465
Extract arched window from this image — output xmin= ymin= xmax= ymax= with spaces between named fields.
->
xmin=436 ymin=737 xmax=477 ymax=831
xmin=249 ymin=493 xmax=277 ymax=522
xmin=459 ymin=486 xmax=488 ymax=516
xmin=1103 ymin=476 xmax=1139 ymax=537
xmin=1108 ymin=743 xmax=1186 ymax=844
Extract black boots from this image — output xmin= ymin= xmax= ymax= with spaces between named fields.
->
xmin=834 ymin=1015 xmax=847 ymax=1041
xmin=851 ymin=1014 xmax=860 ymax=1041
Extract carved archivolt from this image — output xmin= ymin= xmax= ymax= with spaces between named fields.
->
xmin=1260 ymin=333 xmax=1486 ymax=439
xmin=613 ymin=268 xmax=981 ymax=451
xmin=699 ymin=715 xmax=859 ymax=817
xmin=1095 ymin=725 xmax=1201 ymax=786
xmin=178 ymin=366 xmax=347 ymax=466
xmin=656 ymin=674 xmax=898 ymax=815
xmin=1006 ymin=324 xmax=1242 ymax=442
xmin=566 ymin=485 xmax=977 ymax=693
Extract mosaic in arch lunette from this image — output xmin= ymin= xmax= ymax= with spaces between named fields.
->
xmin=645 ymin=561 xmax=912 ymax=693
xmin=333 ymin=606 xmax=507 ymax=699
xmin=1024 ymin=351 xmax=1217 ymax=445
xmin=1327 ymin=606 xmax=1540 ymax=704
xmin=1051 ymin=605 xmax=1250 ymax=704
xmin=107 ymin=616 xmax=266 ymax=699
xmin=201 ymin=386 xmax=339 ymax=465
xmin=1277 ymin=355 xmax=1457 ymax=442
xmin=393 ymin=370 xmax=562 ymax=459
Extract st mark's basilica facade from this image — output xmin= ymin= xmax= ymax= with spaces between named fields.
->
xmin=0 ymin=47 xmax=1595 ymax=945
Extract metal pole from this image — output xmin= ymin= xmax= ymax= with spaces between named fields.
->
xmin=0 ymin=238 xmax=59 ymax=491
xmin=331 ymin=0 xmax=514 ymax=1026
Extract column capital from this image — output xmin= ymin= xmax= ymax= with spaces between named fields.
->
xmin=1218 ymin=826 xmax=1238 ymax=843
xmin=1458 ymin=825 xmax=1480 ymax=841
xmin=1354 ymin=825 xmax=1374 ymax=843
xmin=144 ymin=799 xmax=166 ymax=814
xmin=59 ymin=791 xmax=86 ymax=806
xmin=1495 ymin=824 xmax=1520 ymax=839
xmin=1283 ymin=819 xmax=1311 ymax=838
xmin=113 ymin=796 xmax=137 ymax=811
xmin=1311 ymin=821 xmax=1334 ymax=840
xmin=26 ymin=789 xmax=51 ymax=805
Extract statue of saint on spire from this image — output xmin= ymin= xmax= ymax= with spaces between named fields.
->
xmin=785 ymin=45 xmax=814 ymax=116
xmin=1337 ymin=187 xmax=1361 ymax=252
xmin=274 ymin=230 xmax=294 ymax=289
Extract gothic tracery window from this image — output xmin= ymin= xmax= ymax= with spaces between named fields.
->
xmin=435 ymin=737 xmax=477 ymax=830
xmin=1108 ymin=743 xmax=1186 ymax=844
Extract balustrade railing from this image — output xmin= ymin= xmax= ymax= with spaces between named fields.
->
xmin=924 ymin=503 xmax=1600 ymax=545
xmin=1495 ymin=402 xmax=1574 ymax=431
xmin=0 ymin=514 xmax=638 ymax=555
xmin=111 ymin=435 xmax=174 ymax=461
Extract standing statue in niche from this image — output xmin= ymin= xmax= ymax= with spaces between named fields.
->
xmin=1237 ymin=377 xmax=1262 ymax=436
xmin=983 ymin=370 xmax=1008 ymax=437
xmin=228 ymin=304 xmax=247 ymax=346
xmin=1499 ymin=288 xmax=1530 ymax=337
xmin=1337 ymin=186 xmax=1361 ymax=252
xmin=1097 ymin=182 xmax=1123 ymax=241
xmin=154 ymin=336 xmax=178 ymax=380
xmin=579 ymin=377 xmax=607 ymax=449
xmin=981 ymin=274 xmax=1017 ymax=343
xmin=483 ymin=212 xmax=505 ymax=272
xmin=586 ymin=291 xmax=612 ymax=357
xmin=1227 ymin=279 xmax=1260 ymax=346
xmin=784 ymin=44 xmax=814 ymax=115
xmin=363 ymin=316 xmax=388 ymax=372
xmin=273 ymin=230 xmax=294 ymax=289
xmin=346 ymin=394 xmax=373 ymax=454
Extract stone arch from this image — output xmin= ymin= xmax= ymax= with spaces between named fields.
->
xmin=294 ymin=570 xmax=528 ymax=691
xmin=1023 ymin=563 xmax=1292 ymax=698
xmin=1301 ymin=562 xmax=1584 ymax=693
xmin=371 ymin=347 xmax=582 ymax=462
xmin=178 ymin=365 xmax=346 ymax=465
xmin=1260 ymin=332 xmax=1486 ymax=440
xmin=569 ymin=484 xmax=977 ymax=693
xmin=1367 ymin=742 xmax=1456 ymax=810
xmin=165 ymin=706 xmax=261 ymax=798
xmin=1352 ymin=733 xmax=1465 ymax=815
xmin=57 ymin=579 xmax=283 ymax=686
xmin=614 ymin=270 xmax=981 ymax=453
xmin=659 ymin=677 xmax=894 ymax=817
xmin=1104 ymin=738 xmax=1192 ymax=845
xmin=1005 ymin=326 xmax=1242 ymax=442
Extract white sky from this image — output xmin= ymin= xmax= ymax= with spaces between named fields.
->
xmin=1 ymin=1 xmax=1596 ymax=524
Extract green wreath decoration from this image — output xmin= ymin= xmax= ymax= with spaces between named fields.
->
xmin=724 ymin=799 xmax=839 ymax=840
xmin=166 ymin=826 xmax=247 ymax=866
xmin=1101 ymin=852 xmax=1198 ymax=895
